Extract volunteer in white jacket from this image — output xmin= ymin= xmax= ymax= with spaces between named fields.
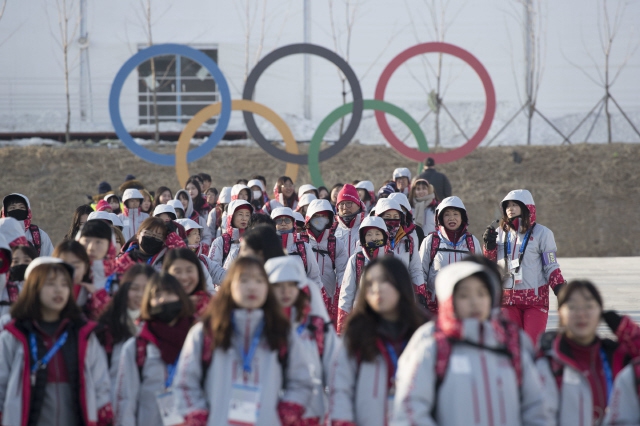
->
xmin=118 ymin=188 xmax=150 ymax=242
xmin=175 ymin=189 xmax=212 ymax=245
xmin=265 ymin=256 xmax=340 ymax=425
xmin=247 ymin=179 xmax=267 ymax=211
xmin=114 ymin=272 xmax=196 ymax=426
xmin=419 ymin=196 xmax=481 ymax=314
xmin=1 ymin=193 xmax=54 ymax=256
xmin=409 ymin=177 xmax=438 ymax=235
xmin=296 ymin=193 xmax=317 ymax=217
xmin=392 ymin=167 xmax=412 ymax=195
xmin=174 ymin=256 xmax=316 ymax=426
xmin=374 ymin=198 xmax=427 ymax=304
xmin=329 ymin=256 xmax=427 ymax=426
xmin=304 ymin=199 xmax=348 ymax=323
xmin=393 ymin=260 xmax=547 ymax=426
xmin=337 ymin=216 xmax=392 ymax=334
xmin=0 ymin=217 xmax=31 ymax=317
xmin=208 ymin=199 xmax=253 ymax=285
xmin=355 ymin=180 xmax=376 ymax=213
xmin=0 ymin=234 xmax=13 ymax=318
xmin=333 ymin=184 xmax=369 ymax=259
xmin=271 ymin=207 xmax=321 ymax=286
xmin=483 ymin=189 xmax=566 ymax=344
xmin=603 ymin=358 xmax=640 ymax=425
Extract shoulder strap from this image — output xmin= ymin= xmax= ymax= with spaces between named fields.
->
xmin=633 ymin=358 xmax=640 ymax=399
xmin=135 ymin=336 xmax=147 ymax=382
xmin=29 ymin=225 xmax=42 ymax=255
xmin=327 ymin=234 xmax=337 ymax=269
xmin=428 ymin=233 xmax=441 ymax=274
xmin=404 ymin=233 xmax=414 ymax=262
xmin=434 ymin=330 xmax=452 ymax=388
xmin=465 ymin=233 xmax=476 ymax=254
xmin=200 ymin=326 xmax=215 ymax=388
xmin=6 ymin=282 xmax=19 ymax=303
xmin=295 ymin=240 xmax=308 ymax=272
xmin=355 ymin=252 xmax=366 ymax=288
xmin=221 ymin=233 xmax=232 ymax=264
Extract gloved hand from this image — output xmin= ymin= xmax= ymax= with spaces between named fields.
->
xmin=552 ymin=282 xmax=566 ymax=296
xmin=483 ymin=227 xmax=498 ymax=250
xmin=602 ymin=310 xmax=622 ymax=333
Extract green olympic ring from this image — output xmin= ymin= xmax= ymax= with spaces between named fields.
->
xmin=308 ymin=99 xmax=429 ymax=188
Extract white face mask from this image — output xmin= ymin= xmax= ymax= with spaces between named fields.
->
xmin=252 ymin=190 xmax=262 ymax=200
xmin=310 ymin=216 xmax=330 ymax=231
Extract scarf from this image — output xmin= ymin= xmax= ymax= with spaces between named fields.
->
xmin=413 ymin=194 xmax=436 ymax=228
xmin=147 ymin=316 xmax=194 ymax=365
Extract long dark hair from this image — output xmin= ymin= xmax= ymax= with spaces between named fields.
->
xmin=242 ymin=224 xmax=285 ymax=262
xmin=140 ymin=272 xmax=194 ymax=321
xmin=186 ymin=177 xmax=205 ymax=213
xmin=344 ymin=257 xmax=426 ymax=362
xmin=203 ymin=257 xmax=290 ymax=351
xmin=500 ymin=200 xmax=531 ymax=233
xmin=153 ymin=186 xmax=173 ymax=210
xmin=65 ymin=205 xmax=94 ymax=241
xmin=98 ymin=264 xmax=156 ymax=343
xmin=162 ymin=248 xmax=206 ymax=295
xmin=276 ymin=176 xmax=297 ymax=207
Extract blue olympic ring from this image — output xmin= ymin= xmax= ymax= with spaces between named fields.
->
xmin=108 ymin=44 xmax=232 ymax=166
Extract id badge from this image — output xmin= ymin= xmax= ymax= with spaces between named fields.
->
xmin=155 ymin=390 xmax=185 ymax=426
xmin=513 ymin=269 xmax=523 ymax=288
xmin=510 ymin=258 xmax=520 ymax=270
xmin=228 ymin=383 xmax=260 ymax=426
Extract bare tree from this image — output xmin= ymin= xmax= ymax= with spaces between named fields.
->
xmin=0 ymin=1 xmax=7 ymax=22
xmin=140 ymin=0 xmax=160 ymax=143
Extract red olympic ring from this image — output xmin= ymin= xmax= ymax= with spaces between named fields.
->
xmin=374 ymin=42 xmax=496 ymax=163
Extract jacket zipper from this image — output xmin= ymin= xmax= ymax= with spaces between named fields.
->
xmin=497 ymin=376 xmax=506 ymax=424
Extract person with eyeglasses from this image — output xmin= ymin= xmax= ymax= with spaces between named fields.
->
xmin=270 ymin=207 xmax=321 ymax=287
xmin=333 ymin=184 xmax=368 ymax=260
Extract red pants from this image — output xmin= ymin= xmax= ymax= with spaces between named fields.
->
xmin=501 ymin=305 xmax=548 ymax=345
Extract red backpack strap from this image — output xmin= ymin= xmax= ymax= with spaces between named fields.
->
xmin=465 ymin=233 xmax=476 ymax=254
xmin=434 ymin=329 xmax=452 ymax=387
xmin=29 ymin=225 xmax=42 ymax=255
xmin=310 ymin=316 xmax=326 ymax=358
xmin=327 ymin=234 xmax=337 ymax=269
xmin=428 ymin=232 xmax=441 ymax=273
xmin=6 ymin=282 xmax=19 ymax=303
xmin=221 ymin=233 xmax=232 ymax=264
xmin=355 ymin=252 xmax=366 ymax=288
xmin=295 ymin=240 xmax=308 ymax=272
xmin=404 ymin=233 xmax=414 ymax=262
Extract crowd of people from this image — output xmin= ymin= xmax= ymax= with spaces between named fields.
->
xmin=0 ymin=161 xmax=637 ymax=426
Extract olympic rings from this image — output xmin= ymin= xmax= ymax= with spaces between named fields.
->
xmin=175 ymin=100 xmax=299 ymax=187
xmin=109 ymin=44 xmax=232 ymax=166
xmin=375 ymin=42 xmax=496 ymax=164
xmin=308 ymin=100 xmax=429 ymax=188
xmin=242 ymin=44 xmax=364 ymax=165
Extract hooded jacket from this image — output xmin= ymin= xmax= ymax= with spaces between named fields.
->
xmin=410 ymin=178 xmax=438 ymax=235
xmin=337 ymin=216 xmax=392 ymax=334
xmin=265 ymin=257 xmax=341 ymax=424
xmin=334 ymin=185 xmax=368 ymax=259
xmin=0 ymin=234 xmax=16 ymax=318
xmin=392 ymin=262 xmax=548 ymax=426
xmin=355 ymin=180 xmax=376 ymax=214
xmin=392 ymin=167 xmax=412 ymax=195
xmin=174 ymin=309 xmax=316 ymax=426
xmin=247 ymin=179 xmax=267 ymax=211
xmin=0 ymin=319 xmax=113 ymax=426
xmin=374 ymin=198 xmax=426 ymax=296
xmin=536 ymin=316 xmax=640 ymax=426
xmin=114 ymin=230 xmax=187 ymax=277
xmin=118 ymin=189 xmax=150 ymax=242
xmin=175 ymin=190 xmax=212 ymax=246
xmin=603 ymin=359 xmax=640 ymax=425
xmin=1 ymin=193 xmax=54 ymax=256
xmin=485 ymin=190 xmax=565 ymax=307
xmin=305 ymin=200 xmax=349 ymax=322
xmin=271 ymin=207 xmax=321 ymax=287
xmin=419 ymin=196 xmax=481 ymax=308
xmin=208 ymin=200 xmax=254 ymax=285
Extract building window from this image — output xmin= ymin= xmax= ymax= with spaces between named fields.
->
xmin=137 ymin=47 xmax=219 ymax=126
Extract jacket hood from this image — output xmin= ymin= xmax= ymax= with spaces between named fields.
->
xmin=358 ymin=216 xmax=389 ymax=247
xmin=304 ymin=199 xmax=334 ymax=223
xmin=297 ymin=193 xmax=317 ymax=209
xmin=153 ymin=204 xmax=177 ymax=220
xmin=297 ymin=184 xmax=318 ymax=198
xmin=393 ymin=167 xmax=411 ymax=180
xmin=501 ymin=189 xmax=536 ymax=222
xmin=122 ymin=188 xmax=144 ymax=202
xmin=0 ymin=217 xmax=28 ymax=245
xmin=2 ymin=193 xmax=30 ymax=210
xmin=218 ymin=187 xmax=232 ymax=204
xmin=293 ymin=211 xmax=305 ymax=225
xmin=435 ymin=196 xmax=468 ymax=227
xmin=175 ymin=218 xmax=202 ymax=232
xmin=226 ymin=200 xmax=253 ymax=233
xmin=355 ymin=180 xmax=376 ymax=201
xmin=87 ymin=211 xmax=112 ymax=222
xmin=231 ymin=184 xmax=252 ymax=203
xmin=108 ymin=213 xmax=124 ymax=228
xmin=373 ymin=198 xmax=404 ymax=218
xmin=265 ymin=256 xmax=306 ymax=287
xmin=167 ymin=200 xmax=184 ymax=214
xmin=270 ymin=207 xmax=295 ymax=220
xmin=174 ymin=190 xmax=194 ymax=217
xmin=388 ymin=192 xmax=412 ymax=213
xmin=247 ymin=179 xmax=265 ymax=192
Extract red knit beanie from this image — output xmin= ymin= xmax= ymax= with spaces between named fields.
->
xmin=337 ymin=184 xmax=360 ymax=206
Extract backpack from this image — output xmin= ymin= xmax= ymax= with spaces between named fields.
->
xmin=28 ymin=224 xmax=42 ymax=255
xmin=221 ymin=233 xmax=233 ymax=265
xmin=427 ymin=231 xmax=476 ymax=274
xmin=288 ymin=233 xmax=309 ymax=272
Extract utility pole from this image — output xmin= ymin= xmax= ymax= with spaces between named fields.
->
xmin=523 ymin=0 xmax=534 ymax=145
xmin=78 ymin=0 xmax=90 ymax=122
xmin=303 ymin=0 xmax=311 ymax=119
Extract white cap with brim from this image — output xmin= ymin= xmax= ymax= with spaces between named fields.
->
xmin=25 ymin=257 xmax=74 ymax=281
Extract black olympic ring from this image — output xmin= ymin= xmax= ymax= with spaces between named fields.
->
xmin=242 ymin=43 xmax=364 ymax=165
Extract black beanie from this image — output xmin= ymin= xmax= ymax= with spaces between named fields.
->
xmin=80 ymin=220 xmax=112 ymax=241
xmin=97 ymin=181 xmax=112 ymax=194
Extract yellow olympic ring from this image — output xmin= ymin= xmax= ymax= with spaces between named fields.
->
xmin=176 ymin=100 xmax=299 ymax=187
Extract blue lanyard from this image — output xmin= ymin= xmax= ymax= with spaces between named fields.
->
xmin=165 ymin=354 xmax=180 ymax=389
xmin=104 ymin=274 xmax=116 ymax=295
xmin=296 ymin=319 xmax=309 ymax=336
xmin=384 ymin=341 xmax=406 ymax=379
xmin=437 ymin=230 xmax=465 ymax=248
xmin=600 ymin=348 xmax=613 ymax=403
xmin=505 ymin=227 xmax=533 ymax=259
xmin=29 ymin=331 xmax=69 ymax=373
xmin=237 ymin=320 xmax=264 ymax=373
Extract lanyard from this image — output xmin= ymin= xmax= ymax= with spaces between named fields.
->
xmin=504 ymin=224 xmax=535 ymax=273
xmin=599 ymin=348 xmax=613 ymax=403
xmin=104 ymin=274 xmax=116 ymax=295
xmin=437 ymin=230 xmax=465 ymax=248
xmin=29 ymin=331 xmax=69 ymax=374
xmin=237 ymin=320 xmax=264 ymax=374
xmin=384 ymin=340 xmax=406 ymax=379
xmin=296 ymin=319 xmax=308 ymax=336
xmin=165 ymin=354 xmax=180 ymax=389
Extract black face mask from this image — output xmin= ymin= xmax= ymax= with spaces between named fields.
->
xmin=140 ymin=236 xmax=164 ymax=255
xmin=149 ymin=301 xmax=183 ymax=323
xmin=9 ymin=264 xmax=28 ymax=282
xmin=6 ymin=209 xmax=28 ymax=221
